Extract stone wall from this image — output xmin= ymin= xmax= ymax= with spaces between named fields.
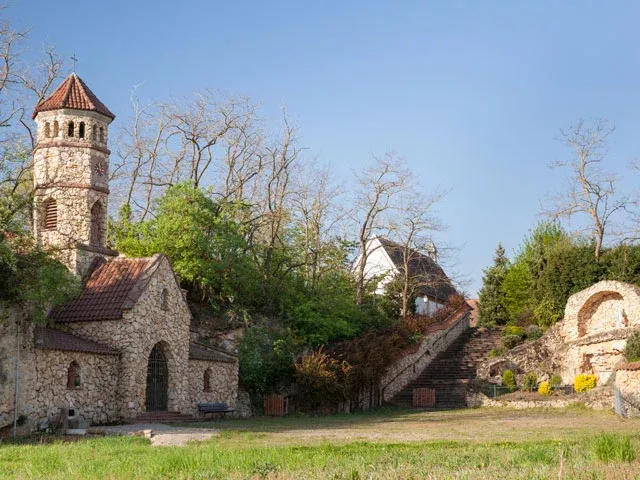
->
xmin=187 ymin=359 xmax=238 ymax=416
xmin=63 ymin=255 xmax=192 ymax=419
xmin=0 ymin=310 xmax=20 ymax=430
xmin=614 ymin=363 xmax=640 ymax=417
xmin=380 ymin=309 xmax=470 ymax=402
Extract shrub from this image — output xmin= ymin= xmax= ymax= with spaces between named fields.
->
xmin=522 ymin=372 xmax=538 ymax=392
xmin=502 ymin=325 xmax=525 ymax=339
xmin=502 ymin=369 xmax=517 ymax=392
xmin=574 ymin=374 xmax=597 ymax=393
xmin=488 ymin=347 xmax=506 ymax=358
xmin=623 ymin=331 xmax=640 ymax=363
xmin=538 ymin=381 xmax=551 ymax=396
xmin=501 ymin=334 xmax=523 ymax=350
xmin=593 ymin=433 xmax=637 ymax=463
xmin=549 ymin=375 xmax=562 ymax=388
xmin=525 ymin=325 xmax=542 ymax=340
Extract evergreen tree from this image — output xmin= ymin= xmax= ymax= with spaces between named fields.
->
xmin=478 ymin=243 xmax=510 ymax=325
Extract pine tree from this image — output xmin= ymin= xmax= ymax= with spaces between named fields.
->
xmin=478 ymin=243 xmax=510 ymax=325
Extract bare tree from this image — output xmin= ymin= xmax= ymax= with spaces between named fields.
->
xmin=389 ymin=189 xmax=446 ymax=317
xmin=544 ymin=119 xmax=629 ymax=261
xmin=352 ymin=152 xmax=409 ymax=305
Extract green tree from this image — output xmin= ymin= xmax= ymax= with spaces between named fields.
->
xmin=478 ymin=243 xmax=509 ymax=325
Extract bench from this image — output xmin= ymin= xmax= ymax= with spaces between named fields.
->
xmin=197 ymin=402 xmax=235 ymax=418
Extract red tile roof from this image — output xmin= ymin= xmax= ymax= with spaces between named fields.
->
xmin=34 ymin=326 xmax=119 ymax=355
xmin=33 ymin=73 xmax=115 ymax=120
xmin=50 ymin=257 xmax=153 ymax=322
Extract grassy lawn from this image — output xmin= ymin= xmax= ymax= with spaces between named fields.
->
xmin=2 ymin=406 xmax=640 ymax=479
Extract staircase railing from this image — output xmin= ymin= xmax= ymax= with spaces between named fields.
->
xmin=380 ymin=304 xmax=472 ymax=402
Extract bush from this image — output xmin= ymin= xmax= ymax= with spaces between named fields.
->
xmin=488 ymin=347 xmax=506 ymax=358
xmin=525 ymin=325 xmax=542 ymax=341
xmin=538 ymin=381 xmax=551 ymax=396
xmin=502 ymin=369 xmax=517 ymax=392
xmin=502 ymin=325 xmax=525 ymax=339
xmin=574 ymin=374 xmax=597 ymax=393
xmin=593 ymin=433 xmax=637 ymax=463
xmin=522 ymin=372 xmax=538 ymax=392
xmin=623 ymin=331 xmax=640 ymax=363
xmin=549 ymin=375 xmax=562 ymax=388
xmin=501 ymin=334 xmax=523 ymax=350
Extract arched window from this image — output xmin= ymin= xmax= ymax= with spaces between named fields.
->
xmin=79 ymin=121 xmax=85 ymax=139
xmin=99 ymin=126 xmax=104 ymax=143
xmin=203 ymin=368 xmax=211 ymax=392
xmin=53 ymin=120 xmax=59 ymax=137
xmin=92 ymin=124 xmax=97 ymax=141
xmin=160 ymin=288 xmax=169 ymax=311
xmin=44 ymin=122 xmax=50 ymax=138
xmin=67 ymin=121 xmax=75 ymax=137
xmin=67 ymin=361 xmax=81 ymax=389
xmin=90 ymin=201 xmax=103 ymax=246
xmin=43 ymin=198 xmax=57 ymax=230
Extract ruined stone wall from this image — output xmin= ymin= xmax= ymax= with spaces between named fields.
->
xmin=63 ymin=256 xmax=192 ymax=419
xmin=187 ymin=359 xmax=238 ymax=416
xmin=614 ymin=364 xmax=640 ymax=417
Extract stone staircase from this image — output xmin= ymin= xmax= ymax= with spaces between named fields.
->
xmin=133 ymin=411 xmax=197 ymax=423
xmin=390 ymin=326 xmax=503 ymax=409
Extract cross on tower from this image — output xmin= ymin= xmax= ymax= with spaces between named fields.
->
xmin=71 ymin=54 xmax=78 ymax=73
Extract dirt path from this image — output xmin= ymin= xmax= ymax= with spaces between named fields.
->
xmin=102 ymin=423 xmax=218 ymax=446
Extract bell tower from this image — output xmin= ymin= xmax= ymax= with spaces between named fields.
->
xmin=32 ymin=73 xmax=118 ymax=277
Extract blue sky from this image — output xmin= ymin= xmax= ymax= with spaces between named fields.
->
xmin=10 ymin=1 xmax=640 ymax=293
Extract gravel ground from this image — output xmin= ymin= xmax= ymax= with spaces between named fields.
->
xmin=101 ymin=423 xmax=218 ymax=446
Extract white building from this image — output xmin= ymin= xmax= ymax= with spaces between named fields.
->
xmin=353 ymin=236 xmax=457 ymax=315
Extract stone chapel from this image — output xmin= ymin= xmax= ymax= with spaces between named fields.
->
xmin=0 ymin=73 xmax=239 ymax=430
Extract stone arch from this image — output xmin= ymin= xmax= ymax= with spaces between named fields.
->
xmin=90 ymin=200 xmax=104 ymax=246
xmin=145 ymin=342 xmax=170 ymax=411
xmin=44 ymin=122 xmax=50 ymax=138
xmin=99 ymin=126 xmax=104 ymax=143
xmin=53 ymin=120 xmax=59 ymax=137
xmin=160 ymin=288 xmax=169 ymax=311
xmin=67 ymin=360 xmax=81 ymax=389
xmin=92 ymin=124 xmax=97 ymax=141
xmin=79 ymin=121 xmax=86 ymax=139
xmin=67 ymin=121 xmax=74 ymax=138
xmin=577 ymin=291 xmax=624 ymax=338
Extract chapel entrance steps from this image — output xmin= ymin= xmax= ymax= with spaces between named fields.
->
xmin=133 ymin=411 xmax=198 ymax=424
xmin=389 ymin=326 xmax=503 ymax=409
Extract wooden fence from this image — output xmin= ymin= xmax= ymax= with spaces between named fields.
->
xmin=264 ymin=394 xmax=287 ymax=416
xmin=412 ymin=387 xmax=436 ymax=408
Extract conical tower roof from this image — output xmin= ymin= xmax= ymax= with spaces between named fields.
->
xmin=32 ymin=73 xmax=115 ymax=120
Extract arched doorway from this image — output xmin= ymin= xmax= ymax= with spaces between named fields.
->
xmin=145 ymin=343 xmax=168 ymax=411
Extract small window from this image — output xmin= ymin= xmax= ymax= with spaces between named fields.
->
xmin=203 ymin=368 xmax=211 ymax=392
xmin=99 ymin=127 xmax=104 ymax=143
xmin=79 ymin=121 xmax=85 ymax=139
xmin=43 ymin=198 xmax=57 ymax=230
xmin=53 ymin=121 xmax=59 ymax=137
xmin=44 ymin=122 xmax=50 ymax=138
xmin=161 ymin=288 xmax=169 ymax=311
xmin=92 ymin=124 xmax=97 ymax=141
xmin=67 ymin=361 xmax=81 ymax=389
xmin=67 ymin=121 xmax=75 ymax=137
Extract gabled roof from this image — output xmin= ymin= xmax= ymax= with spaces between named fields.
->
xmin=189 ymin=342 xmax=237 ymax=363
xmin=376 ymin=236 xmax=457 ymax=302
xmin=50 ymin=256 xmax=163 ymax=323
xmin=32 ymin=73 xmax=115 ymax=120
xmin=34 ymin=326 xmax=119 ymax=355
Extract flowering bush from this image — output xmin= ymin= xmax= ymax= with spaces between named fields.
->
xmin=538 ymin=381 xmax=551 ymax=396
xmin=574 ymin=374 xmax=597 ymax=393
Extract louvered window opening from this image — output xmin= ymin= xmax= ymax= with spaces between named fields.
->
xmin=44 ymin=200 xmax=57 ymax=230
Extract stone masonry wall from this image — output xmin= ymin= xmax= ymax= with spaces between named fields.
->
xmin=63 ymin=256 xmax=192 ymax=419
xmin=0 ymin=310 xmax=20 ymax=430
xmin=187 ymin=359 xmax=238 ymax=416
xmin=614 ymin=364 xmax=640 ymax=417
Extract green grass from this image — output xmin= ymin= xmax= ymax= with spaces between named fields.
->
xmin=1 ymin=407 xmax=640 ymax=479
